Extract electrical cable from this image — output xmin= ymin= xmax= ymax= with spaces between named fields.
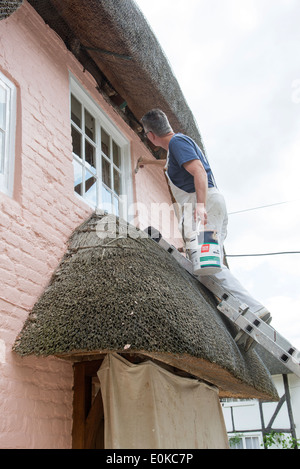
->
xmin=226 ymin=251 xmax=300 ymax=258
xmin=228 ymin=198 xmax=299 ymax=215
xmin=226 ymin=199 xmax=300 ymax=257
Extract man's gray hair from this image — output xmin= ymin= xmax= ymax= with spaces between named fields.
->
xmin=141 ymin=109 xmax=173 ymax=137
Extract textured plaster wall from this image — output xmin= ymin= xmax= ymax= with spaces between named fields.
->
xmin=0 ymin=1 xmax=175 ymax=448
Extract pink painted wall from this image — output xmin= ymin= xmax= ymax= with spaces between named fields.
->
xmin=0 ymin=1 xmax=180 ymax=448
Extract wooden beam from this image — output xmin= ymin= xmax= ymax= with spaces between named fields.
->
xmin=72 ymin=360 xmax=104 ymax=449
xmin=59 ymin=350 xmax=278 ymax=400
xmin=72 ymin=362 xmax=87 ymax=449
xmin=265 ymin=394 xmax=286 ymax=430
xmin=85 ymin=390 xmax=104 ymax=449
xmin=283 ymin=374 xmax=298 ymax=448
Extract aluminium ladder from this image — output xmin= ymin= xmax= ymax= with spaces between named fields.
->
xmin=146 ymin=227 xmax=300 ymax=378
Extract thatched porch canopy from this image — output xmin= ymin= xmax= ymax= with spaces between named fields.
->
xmin=13 ymin=213 xmax=278 ymax=401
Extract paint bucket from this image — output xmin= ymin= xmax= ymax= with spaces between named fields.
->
xmin=188 ymin=224 xmax=222 ymax=276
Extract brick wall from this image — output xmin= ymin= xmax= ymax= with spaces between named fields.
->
xmin=0 ymin=2 xmax=93 ymax=448
xmin=0 ymin=1 xmax=176 ymax=448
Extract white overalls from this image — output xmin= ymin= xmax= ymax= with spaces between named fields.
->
xmin=165 ymin=153 xmax=264 ymax=314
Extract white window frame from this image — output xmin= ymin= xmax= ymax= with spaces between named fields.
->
xmin=69 ymin=74 xmax=133 ymax=221
xmin=230 ymin=432 xmax=263 ymax=450
xmin=0 ymin=71 xmax=16 ymax=197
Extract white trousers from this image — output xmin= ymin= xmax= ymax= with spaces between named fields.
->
xmin=171 ymin=184 xmax=264 ymax=313
xmin=202 ymin=188 xmax=264 ymax=313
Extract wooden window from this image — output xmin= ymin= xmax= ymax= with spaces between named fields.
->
xmin=70 ymin=76 xmax=132 ymax=220
xmin=0 ymin=71 xmax=16 ymax=197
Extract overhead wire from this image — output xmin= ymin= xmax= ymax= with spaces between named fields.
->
xmin=228 ymin=198 xmax=299 ymax=215
xmin=226 ymin=198 xmax=300 ymax=258
xmin=226 ymin=251 xmax=300 ymax=258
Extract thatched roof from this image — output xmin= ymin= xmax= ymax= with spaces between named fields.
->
xmin=0 ymin=0 xmax=23 ymax=20
xmin=27 ymin=0 xmax=205 ymax=155
xmin=256 ymin=345 xmax=293 ymax=376
xmin=13 ymin=213 xmax=278 ymax=401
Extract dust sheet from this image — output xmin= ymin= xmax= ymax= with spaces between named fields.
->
xmin=97 ymin=353 xmax=229 ymax=449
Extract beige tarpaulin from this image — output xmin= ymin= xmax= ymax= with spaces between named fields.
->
xmin=97 ymin=353 xmax=229 ymax=449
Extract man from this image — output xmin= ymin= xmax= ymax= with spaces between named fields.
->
xmin=141 ymin=109 xmax=272 ymax=351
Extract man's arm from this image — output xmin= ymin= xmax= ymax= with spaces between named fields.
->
xmin=135 ymin=155 xmax=167 ymax=173
xmin=183 ymin=159 xmax=208 ymax=225
xmin=138 ymin=156 xmax=167 ymax=167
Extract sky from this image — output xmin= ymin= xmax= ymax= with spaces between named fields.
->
xmin=134 ymin=0 xmax=300 ymax=350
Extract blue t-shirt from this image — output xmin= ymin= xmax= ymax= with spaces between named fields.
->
xmin=168 ymin=133 xmax=215 ymax=193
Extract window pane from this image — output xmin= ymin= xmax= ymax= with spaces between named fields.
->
xmin=252 ymin=437 xmax=259 ymax=449
xmin=113 ymin=141 xmax=121 ymax=168
xmin=102 ymin=156 xmax=111 ymax=189
xmin=85 ymin=171 xmax=97 ymax=206
xmin=101 ymin=128 xmax=110 ymax=157
xmin=0 ymin=85 xmax=6 ymax=130
xmin=114 ymin=196 xmax=119 ymax=217
xmin=245 ymin=438 xmax=253 ymax=449
xmin=102 ymin=184 xmax=112 ymax=210
xmin=71 ymin=94 xmax=82 ymax=128
xmin=113 ymin=167 xmax=121 ymax=195
xmin=71 ymin=126 xmax=82 ymax=158
xmin=85 ymin=140 xmax=96 ymax=173
xmin=245 ymin=437 xmax=259 ymax=449
xmin=85 ymin=109 xmax=95 ymax=141
xmin=73 ymin=159 xmax=83 ymax=196
xmin=0 ymin=130 xmax=4 ymax=174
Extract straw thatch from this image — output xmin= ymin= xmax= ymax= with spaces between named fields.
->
xmin=27 ymin=0 xmax=205 ymax=154
xmin=13 ymin=213 xmax=278 ymax=400
xmin=256 ymin=345 xmax=293 ymax=376
xmin=0 ymin=0 xmax=23 ymax=20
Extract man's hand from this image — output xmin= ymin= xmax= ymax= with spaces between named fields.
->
xmin=194 ymin=203 xmax=207 ymax=226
